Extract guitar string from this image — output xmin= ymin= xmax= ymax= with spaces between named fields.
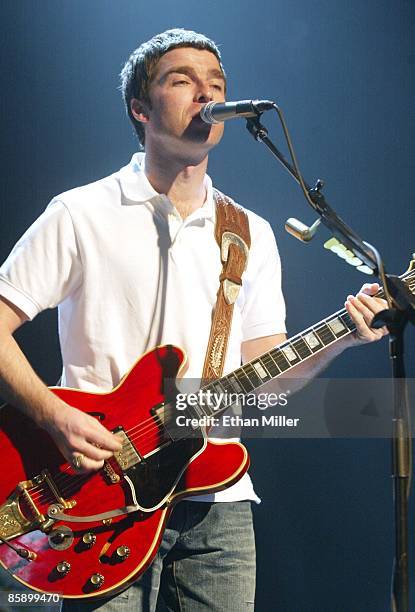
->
xmin=32 ymin=355 xmax=415 ymax=504
xmin=31 ymin=298 xmax=415 ymax=506
xmin=29 ymin=417 xmax=173 ymax=502
xmin=31 ymin=273 xmax=415 ymax=504
xmin=113 ymin=272 xmax=415 ymax=450
xmin=30 ymin=409 xmax=168 ymax=497
xmin=29 ymin=271 xmax=415 ymax=504
xmin=30 ymin=381 xmax=224 ymax=503
xmin=29 ymin=408 xmax=170 ymax=498
xmin=31 ymin=393 xmax=217 ymax=503
xmin=29 ymin=305 xmax=362 ymax=504
xmin=45 ymin=270 xmax=415 ymax=460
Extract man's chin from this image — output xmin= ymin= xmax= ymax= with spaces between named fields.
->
xmin=183 ymin=118 xmax=224 ymax=145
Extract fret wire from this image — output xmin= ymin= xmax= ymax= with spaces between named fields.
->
xmin=220 ymin=377 xmax=242 ymax=406
xmin=261 ymin=353 xmax=281 ymax=377
xmin=292 ymin=337 xmax=312 ymax=359
xmin=202 ymin=384 xmax=224 ymax=416
xmin=227 ymin=373 xmax=244 ymax=393
xmin=251 ymin=355 xmax=270 ymax=378
xmin=201 ymin=383 xmax=216 ymax=400
xmin=340 ymin=312 xmax=355 ymax=331
xmin=234 ymin=367 xmax=254 ymax=392
xmin=302 ymin=330 xmax=322 ymax=352
xmin=242 ymin=363 xmax=262 ymax=388
xmin=256 ymin=355 xmax=274 ymax=378
xmin=212 ymin=381 xmax=226 ymax=395
xmin=195 ymin=269 xmax=415 ymax=405
xmin=270 ymin=347 xmax=290 ymax=371
xmin=327 ymin=316 xmax=348 ymax=338
xmin=283 ymin=342 xmax=301 ymax=362
xmin=251 ymin=359 xmax=271 ymax=381
xmin=191 ymin=396 xmax=212 ymax=418
xmin=179 ymin=400 xmax=205 ymax=421
xmin=316 ymin=319 xmax=338 ymax=331
xmin=315 ymin=323 xmax=336 ymax=344
xmin=221 ymin=377 xmax=238 ymax=398
xmin=193 ymin=402 xmax=208 ymax=418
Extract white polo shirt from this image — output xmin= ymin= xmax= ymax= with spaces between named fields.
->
xmin=0 ymin=153 xmax=286 ymax=502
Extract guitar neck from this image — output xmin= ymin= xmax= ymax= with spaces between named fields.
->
xmin=198 ymin=268 xmax=415 ymax=419
xmin=200 ymin=307 xmax=355 ymax=419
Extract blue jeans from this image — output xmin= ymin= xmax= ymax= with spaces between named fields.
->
xmin=63 ymin=501 xmax=256 ymax=611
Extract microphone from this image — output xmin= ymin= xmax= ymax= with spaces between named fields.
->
xmin=200 ymin=99 xmax=275 ymax=124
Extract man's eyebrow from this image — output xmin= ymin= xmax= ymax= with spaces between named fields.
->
xmin=159 ymin=66 xmax=225 ymax=83
xmin=207 ymin=68 xmax=226 ymax=80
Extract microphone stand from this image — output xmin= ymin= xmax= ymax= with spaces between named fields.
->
xmin=245 ymin=113 xmax=415 ymax=612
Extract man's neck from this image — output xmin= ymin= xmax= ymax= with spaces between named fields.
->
xmin=143 ymin=147 xmax=209 ymax=218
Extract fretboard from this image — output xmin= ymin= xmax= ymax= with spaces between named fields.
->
xmin=192 ymin=266 xmax=415 ymax=420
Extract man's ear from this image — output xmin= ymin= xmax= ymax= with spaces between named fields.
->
xmin=130 ymin=98 xmax=150 ymax=123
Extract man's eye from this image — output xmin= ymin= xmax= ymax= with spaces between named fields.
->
xmin=173 ymin=80 xmax=190 ymax=86
xmin=212 ymin=84 xmax=223 ymax=91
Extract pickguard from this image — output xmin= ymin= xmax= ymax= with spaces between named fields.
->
xmin=124 ymin=436 xmax=205 ymax=510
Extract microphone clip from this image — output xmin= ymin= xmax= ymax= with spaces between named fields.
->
xmin=246 ymin=115 xmax=269 ymax=142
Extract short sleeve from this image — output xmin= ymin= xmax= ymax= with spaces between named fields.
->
xmin=241 ymin=219 xmax=286 ymax=341
xmin=0 ymin=199 xmax=82 ymax=320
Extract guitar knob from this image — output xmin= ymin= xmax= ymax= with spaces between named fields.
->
xmin=56 ymin=561 xmax=71 ymax=575
xmin=49 ymin=526 xmax=74 ymax=551
xmin=116 ymin=545 xmax=130 ymax=560
xmin=82 ymin=532 xmax=97 ymax=547
xmin=90 ymin=573 xmax=104 ymax=589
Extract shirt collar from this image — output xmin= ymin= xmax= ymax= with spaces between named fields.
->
xmin=117 ymin=152 xmax=215 ymax=222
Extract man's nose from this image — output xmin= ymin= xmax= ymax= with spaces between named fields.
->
xmin=196 ymin=84 xmax=213 ymax=103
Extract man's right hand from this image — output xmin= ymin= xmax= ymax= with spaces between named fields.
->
xmin=42 ymin=402 xmax=123 ymax=473
xmin=0 ymin=297 xmax=123 ymax=473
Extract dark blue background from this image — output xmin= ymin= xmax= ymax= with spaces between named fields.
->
xmin=1 ymin=2 xmax=414 ymax=610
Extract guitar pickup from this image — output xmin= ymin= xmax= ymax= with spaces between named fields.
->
xmin=111 ymin=428 xmax=142 ymax=471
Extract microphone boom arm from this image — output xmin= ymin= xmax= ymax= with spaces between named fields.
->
xmin=245 ymin=114 xmax=379 ymax=274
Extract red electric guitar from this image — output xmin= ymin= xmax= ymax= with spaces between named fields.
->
xmin=1 ymin=258 xmax=414 ymax=600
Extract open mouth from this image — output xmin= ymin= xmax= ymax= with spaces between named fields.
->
xmin=189 ymin=113 xmax=212 ymax=128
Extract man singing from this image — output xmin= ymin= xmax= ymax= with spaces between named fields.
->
xmin=0 ymin=29 xmax=387 ymax=610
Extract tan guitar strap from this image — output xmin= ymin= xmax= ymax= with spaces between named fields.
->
xmin=202 ymin=189 xmax=251 ymax=381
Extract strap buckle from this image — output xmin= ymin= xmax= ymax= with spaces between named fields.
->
xmin=221 ymin=232 xmax=249 ymax=305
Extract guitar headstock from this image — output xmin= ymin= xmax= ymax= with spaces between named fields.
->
xmin=401 ymin=255 xmax=415 ymax=297
xmin=406 ymin=254 xmax=415 ymax=274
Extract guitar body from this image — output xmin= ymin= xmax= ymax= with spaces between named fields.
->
xmin=0 ymin=345 xmax=249 ymax=599
xmin=3 ymin=257 xmax=413 ymax=600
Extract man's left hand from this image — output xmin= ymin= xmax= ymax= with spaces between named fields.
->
xmin=345 ymin=283 xmax=389 ymax=345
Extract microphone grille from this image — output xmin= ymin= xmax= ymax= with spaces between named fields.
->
xmin=200 ymin=102 xmax=219 ymax=124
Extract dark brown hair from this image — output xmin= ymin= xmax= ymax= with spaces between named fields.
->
xmin=120 ymin=28 xmax=226 ymax=148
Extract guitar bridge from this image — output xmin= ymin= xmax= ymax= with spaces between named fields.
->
xmin=0 ymin=470 xmax=75 ymax=540
xmin=111 ymin=428 xmax=142 ymax=471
